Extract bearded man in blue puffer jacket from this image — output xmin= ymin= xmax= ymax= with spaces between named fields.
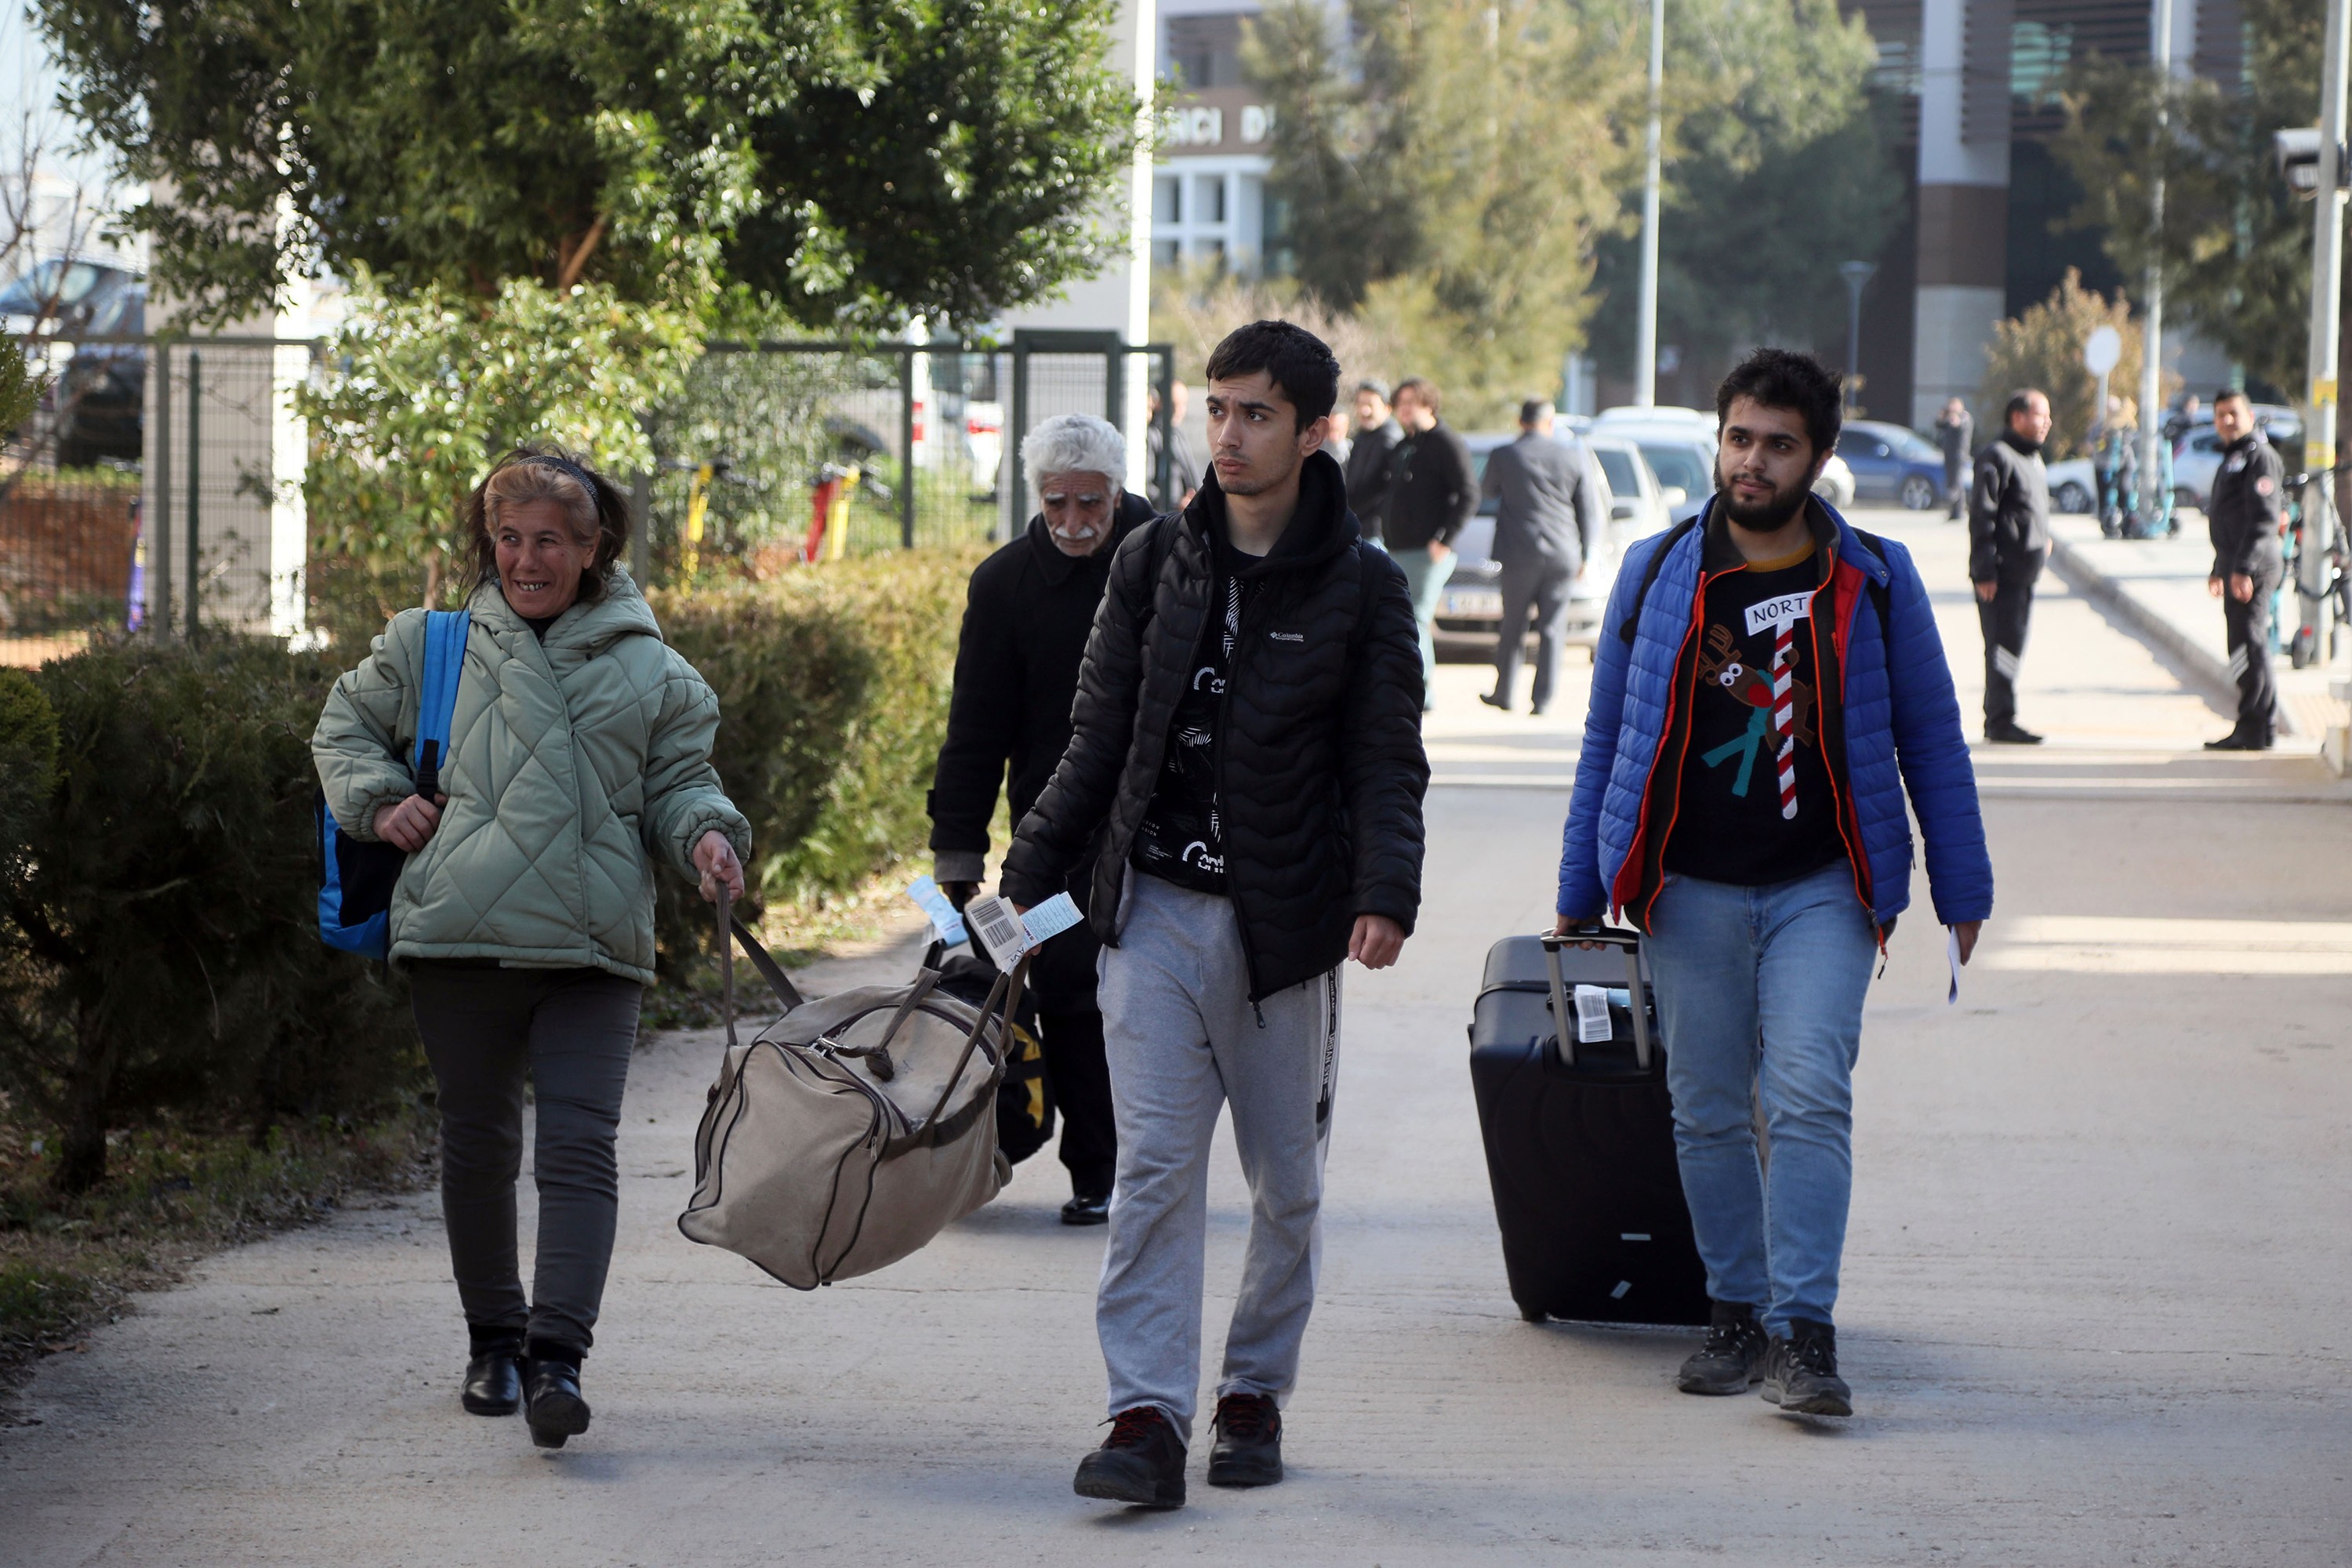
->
xmin=1555 ymin=348 xmax=1993 ymax=1420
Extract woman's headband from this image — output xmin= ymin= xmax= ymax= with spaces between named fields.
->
xmin=521 ymin=452 xmax=602 ymax=496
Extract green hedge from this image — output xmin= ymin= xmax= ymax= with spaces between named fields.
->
xmin=0 ymin=548 xmax=980 ymax=1187
xmin=649 ymin=546 xmax=977 ymax=978
xmin=0 ymin=638 xmax=419 ymax=1193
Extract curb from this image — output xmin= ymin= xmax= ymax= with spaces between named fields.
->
xmin=2043 ymin=534 xmax=2305 ymax=738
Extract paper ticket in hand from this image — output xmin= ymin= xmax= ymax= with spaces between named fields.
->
xmin=962 ymin=891 xmax=1083 ymax=968
xmin=906 ymin=876 xmax=967 ymax=947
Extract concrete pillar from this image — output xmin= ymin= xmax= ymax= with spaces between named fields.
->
xmin=1912 ymin=0 xmax=2010 ymax=429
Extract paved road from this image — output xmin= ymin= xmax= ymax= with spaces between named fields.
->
xmin=7 ymin=510 xmax=2350 ymax=1565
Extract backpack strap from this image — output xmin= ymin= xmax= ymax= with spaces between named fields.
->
xmin=1844 ymin=527 xmax=1895 ymax=640
xmin=1614 ymin=514 xmax=1701 ymax=645
xmin=411 ymin=609 xmax=470 ymax=797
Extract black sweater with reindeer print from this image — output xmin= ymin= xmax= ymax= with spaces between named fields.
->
xmin=1661 ymin=536 xmax=1847 ymax=888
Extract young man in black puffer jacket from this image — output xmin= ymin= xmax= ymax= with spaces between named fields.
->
xmin=1001 ymin=320 xmax=1428 ymax=1509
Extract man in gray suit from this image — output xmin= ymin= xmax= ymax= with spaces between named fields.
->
xmin=1479 ymin=399 xmax=1607 ymax=716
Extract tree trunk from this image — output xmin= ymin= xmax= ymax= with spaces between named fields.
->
xmin=51 ymin=996 xmax=114 ymax=1194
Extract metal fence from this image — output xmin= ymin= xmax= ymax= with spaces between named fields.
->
xmin=0 ymin=332 xmax=1173 ymax=658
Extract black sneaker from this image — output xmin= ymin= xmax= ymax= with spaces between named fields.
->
xmin=1761 ymin=1319 xmax=1853 ymax=1417
xmin=1074 ymin=1406 xmax=1186 ymax=1508
xmin=1984 ymin=720 xmax=2044 ymax=745
xmin=1676 ymin=1301 xmax=1766 ymax=1396
xmin=1206 ymin=1392 xmax=1283 ymax=1486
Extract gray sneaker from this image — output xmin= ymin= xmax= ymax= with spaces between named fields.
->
xmin=1677 ymin=1300 xmax=1767 ymax=1395
xmin=1761 ymin=1319 xmax=1853 ymax=1417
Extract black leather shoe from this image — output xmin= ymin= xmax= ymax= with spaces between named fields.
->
xmin=1984 ymin=720 xmax=2043 ymax=745
xmin=461 ymin=1350 xmax=521 ymax=1416
xmin=523 ymin=1357 xmax=592 ymax=1450
xmin=1206 ymin=1392 xmax=1283 ymax=1487
xmin=1761 ymin=1319 xmax=1853 ymax=1417
xmin=1060 ymin=1192 xmax=1110 ymax=1226
xmin=1074 ymin=1406 xmax=1186 ymax=1508
xmin=2205 ymin=728 xmax=2275 ymax=751
xmin=1478 ymin=691 xmax=1511 ymax=711
xmin=1677 ymin=1300 xmax=1767 ymax=1395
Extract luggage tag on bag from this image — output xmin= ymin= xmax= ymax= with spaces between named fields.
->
xmin=1573 ymin=984 xmax=1615 ymax=1044
xmin=962 ymin=891 xmax=1083 ymax=970
xmin=906 ymin=875 xmax=969 ymax=947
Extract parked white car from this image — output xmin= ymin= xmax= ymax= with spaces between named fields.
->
xmin=1435 ymin=433 xmax=1674 ymax=657
xmin=1813 ymin=453 xmax=1856 ymax=509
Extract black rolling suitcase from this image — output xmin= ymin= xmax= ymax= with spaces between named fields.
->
xmin=1468 ymin=927 xmax=1709 ymax=1327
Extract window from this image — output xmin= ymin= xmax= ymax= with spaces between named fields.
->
xmin=1166 ymin=13 xmax=1247 ymax=89
xmin=1153 ymin=175 xmax=1181 ymax=224
xmin=1639 ymin=445 xmax=1711 ymax=495
xmin=1196 ymin=175 xmax=1227 ymax=224
xmin=1152 ymin=239 xmax=1181 ymax=269
xmin=1595 ymin=449 xmax=1641 ymax=495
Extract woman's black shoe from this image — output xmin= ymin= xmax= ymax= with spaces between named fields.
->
xmin=1061 ymin=1192 xmax=1111 ymax=1226
xmin=523 ymin=1357 xmax=592 ymax=1450
xmin=461 ymin=1351 xmax=521 ymax=1416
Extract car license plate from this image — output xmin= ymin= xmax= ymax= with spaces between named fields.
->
xmin=1445 ymin=587 xmax=1504 ymax=619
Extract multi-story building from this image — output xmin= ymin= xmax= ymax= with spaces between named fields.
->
xmin=1153 ymin=4 xmax=1279 ymax=272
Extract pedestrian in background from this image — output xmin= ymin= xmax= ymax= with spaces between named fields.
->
xmin=1004 ymin=320 xmax=1426 ymax=1509
xmin=2204 ymin=389 xmax=2285 ymax=750
xmin=2099 ymin=398 xmax=2140 ymax=539
xmin=1969 ymin=388 xmax=2053 ymax=745
xmin=927 ymin=414 xmax=1147 ymax=1222
xmin=1345 ymin=379 xmax=1403 ymax=548
xmin=2163 ymin=393 xmax=2203 ymax=449
xmin=313 ymin=448 xmax=750 ymax=1451
xmin=1479 ymin=398 xmax=1606 ymax=717
xmin=1557 ymin=348 xmax=1991 ymax=1421
xmin=1148 ymin=380 xmax=1201 ymax=512
xmin=1385 ymin=376 xmax=1477 ymax=710
xmin=1319 ymin=400 xmax=1353 ymax=470
xmin=1935 ymin=397 xmax=1973 ymax=521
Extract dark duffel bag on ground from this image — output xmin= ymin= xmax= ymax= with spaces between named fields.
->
xmin=1468 ymin=927 xmax=1708 ymax=1327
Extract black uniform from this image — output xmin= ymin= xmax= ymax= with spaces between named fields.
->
xmin=927 ymin=494 xmax=1153 ymax=1200
xmin=2207 ymin=432 xmax=2288 ymax=739
xmin=1968 ymin=430 xmax=2052 ymax=733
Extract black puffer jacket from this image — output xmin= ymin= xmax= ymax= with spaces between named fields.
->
xmin=927 ymin=492 xmax=1152 ymax=1010
xmin=1001 ymin=451 xmax=1428 ymax=1000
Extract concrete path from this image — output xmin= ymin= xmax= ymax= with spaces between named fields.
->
xmin=6 ymin=509 xmax=2350 ymax=1565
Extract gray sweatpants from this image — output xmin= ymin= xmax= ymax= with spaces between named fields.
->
xmin=1095 ymin=873 xmax=1343 ymax=1443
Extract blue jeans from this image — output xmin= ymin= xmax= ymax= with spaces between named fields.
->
xmin=1643 ymin=863 xmax=1877 ymax=1334
xmin=1392 ymin=546 xmax=1456 ymax=704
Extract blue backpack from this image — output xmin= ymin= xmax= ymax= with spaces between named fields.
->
xmin=317 ymin=609 xmax=470 ymax=959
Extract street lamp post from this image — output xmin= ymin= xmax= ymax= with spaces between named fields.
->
xmin=2137 ymin=0 xmax=2176 ymax=525
xmin=2299 ymin=0 xmax=2350 ymax=679
xmin=1839 ymin=260 xmax=1877 ymax=415
xmin=1633 ymin=0 xmax=1664 ymax=408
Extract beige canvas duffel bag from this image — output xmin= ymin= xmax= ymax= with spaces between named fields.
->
xmin=677 ymin=897 xmax=1027 ymax=1289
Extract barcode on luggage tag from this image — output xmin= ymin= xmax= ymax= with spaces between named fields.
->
xmin=962 ymin=894 xmax=1030 ymax=970
xmin=1573 ymin=984 xmax=1613 ymax=1044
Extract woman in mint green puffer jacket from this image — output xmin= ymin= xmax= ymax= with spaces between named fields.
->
xmin=313 ymin=447 xmax=748 ymax=1452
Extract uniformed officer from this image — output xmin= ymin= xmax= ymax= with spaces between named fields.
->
xmin=2205 ymin=389 xmax=2287 ymax=750
xmin=1969 ymin=388 xmax=2053 ymax=744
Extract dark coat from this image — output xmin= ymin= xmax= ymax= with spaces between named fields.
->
xmin=1482 ymin=429 xmax=1606 ymax=578
xmin=2207 ymin=433 xmax=2287 ymax=578
xmin=927 ymin=492 xmax=1152 ymax=1007
xmin=1000 ymin=452 xmax=1429 ymax=1000
xmin=1385 ymin=421 xmax=1478 ymax=551
xmin=1967 ymin=431 xmax=2051 ymax=583
xmin=1935 ymin=411 xmax=1973 ymax=479
xmin=1344 ymin=417 xmax=1403 ymax=542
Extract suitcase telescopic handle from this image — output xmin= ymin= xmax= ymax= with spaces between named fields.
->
xmin=1537 ymin=926 xmax=1653 ymax=1071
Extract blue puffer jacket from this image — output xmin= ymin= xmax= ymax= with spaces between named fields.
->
xmin=1557 ymin=499 xmax=1993 ymax=931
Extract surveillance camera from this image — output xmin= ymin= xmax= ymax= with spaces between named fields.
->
xmin=2274 ymin=127 xmax=2345 ymax=195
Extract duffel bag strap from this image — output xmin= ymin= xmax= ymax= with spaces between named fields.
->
xmin=916 ymin=950 xmax=1030 ymax=1134
xmin=717 ymin=887 xmax=739 ymax=1051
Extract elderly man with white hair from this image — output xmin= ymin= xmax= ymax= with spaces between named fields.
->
xmin=927 ymin=412 xmax=1151 ymax=1224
